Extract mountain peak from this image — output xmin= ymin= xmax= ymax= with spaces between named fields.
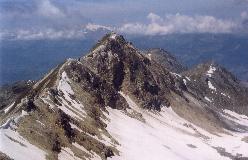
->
xmin=101 ymin=32 xmax=126 ymax=43
xmin=80 ymin=34 xmax=176 ymax=110
xmin=108 ymin=32 xmax=120 ymax=40
xmin=83 ymin=33 xmax=133 ymax=60
xmin=94 ymin=32 xmax=126 ymax=47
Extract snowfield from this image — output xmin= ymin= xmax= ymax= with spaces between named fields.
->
xmin=0 ymin=111 xmax=46 ymax=160
xmin=106 ymin=92 xmax=248 ymax=160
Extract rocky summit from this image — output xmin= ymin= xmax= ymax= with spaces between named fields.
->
xmin=1 ymin=33 xmax=248 ymax=160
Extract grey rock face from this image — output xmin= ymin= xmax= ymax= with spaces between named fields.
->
xmin=183 ymin=61 xmax=248 ymax=115
xmin=145 ymin=48 xmax=186 ymax=73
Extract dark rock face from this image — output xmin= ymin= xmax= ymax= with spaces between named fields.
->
xmin=112 ymin=61 xmax=125 ymax=91
xmin=104 ymin=148 xmax=114 ymax=158
xmin=145 ymin=48 xmax=186 ymax=73
xmin=25 ymin=97 xmax=36 ymax=112
xmin=57 ymin=110 xmax=75 ymax=141
xmin=51 ymin=134 xmax=61 ymax=153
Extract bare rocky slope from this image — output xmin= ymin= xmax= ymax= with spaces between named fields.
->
xmin=1 ymin=33 xmax=248 ymax=160
xmin=145 ymin=48 xmax=186 ymax=73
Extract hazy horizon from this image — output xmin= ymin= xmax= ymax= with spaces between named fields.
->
xmin=0 ymin=0 xmax=248 ymax=40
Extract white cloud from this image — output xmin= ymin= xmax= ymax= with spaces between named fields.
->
xmin=85 ymin=23 xmax=112 ymax=31
xmin=37 ymin=0 xmax=65 ymax=18
xmin=0 ymin=23 xmax=113 ymax=40
xmin=0 ymin=29 xmax=86 ymax=40
xmin=240 ymin=11 xmax=248 ymax=31
xmin=118 ymin=13 xmax=238 ymax=35
xmin=241 ymin=11 xmax=248 ymax=19
xmin=118 ymin=23 xmax=146 ymax=35
xmin=1 ymin=11 xmax=246 ymax=40
xmin=147 ymin=13 xmax=163 ymax=23
xmin=0 ymin=23 xmax=114 ymax=40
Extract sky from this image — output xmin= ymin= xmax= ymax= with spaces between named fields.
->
xmin=0 ymin=0 xmax=248 ymax=39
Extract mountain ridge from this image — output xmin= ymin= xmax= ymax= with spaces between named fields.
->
xmin=1 ymin=33 xmax=248 ymax=160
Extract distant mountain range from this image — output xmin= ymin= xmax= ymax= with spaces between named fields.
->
xmin=0 ymin=33 xmax=248 ymax=85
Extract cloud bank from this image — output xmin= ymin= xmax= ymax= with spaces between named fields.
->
xmin=0 ymin=29 xmax=87 ymax=40
xmin=118 ymin=13 xmax=238 ymax=35
xmin=1 ymin=12 xmax=246 ymax=40
xmin=85 ymin=23 xmax=112 ymax=31
xmin=0 ymin=0 xmax=247 ymax=40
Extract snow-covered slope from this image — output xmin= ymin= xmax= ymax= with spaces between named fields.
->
xmin=107 ymin=92 xmax=248 ymax=160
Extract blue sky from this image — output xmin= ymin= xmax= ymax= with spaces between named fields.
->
xmin=0 ymin=0 xmax=248 ymax=39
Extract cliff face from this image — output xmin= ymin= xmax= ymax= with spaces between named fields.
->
xmin=1 ymin=33 xmax=248 ymax=160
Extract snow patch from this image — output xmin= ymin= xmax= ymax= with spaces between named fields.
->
xmin=36 ymin=120 xmax=45 ymax=127
xmin=147 ymin=53 xmax=152 ymax=60
xmin=57 ymin=102 xmax=85 ymax=121
xmin=4 ymin=102 xmax=15 ymax=114
xmin=183 ymin=79 xmax=187 ymax=85
xmin=185 ymin=76 xmax=191 ymax=81
xmin=57 ymin=71 xmax=86 ymax=120
xmin=110 ymin=33 xmax=117 ymax=40
xmin=221 ymin=92 xmax=231 ymax=98
xmin=204 ymin=96 xmax=212 ymax=102
xmin=58 ymin=71 xmax=74 ymax=95
xmin=223 ymin=109 xmax=248 ymax=126
xmin=171 ymin=72 xmax=182 ymax=78
xmin=208 ymin=81 xmax=216 ymax=91
xmin=72 ymin=143 xmax=89 ymax=154
xmin=206 ymin=65 xmax=216 ymax=77
xmin=70 ymin=123 xmax=84 ymax=133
